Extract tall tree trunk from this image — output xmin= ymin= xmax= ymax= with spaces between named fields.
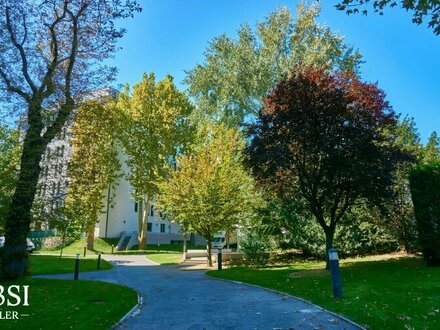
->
xmin=2 ymin=110 xmax=45 ymax=279
xmin=182 ymin=233 xmax=188 ymax=262
xmin=86 ymin=224 xmax=94 ymax=250
xmin=183 ymin=233 xmax=188 ymax=252
xmin=206 ymin=229 xmax=212 ymax=267
xmin=324 ymin=229 xmax=335 ymax=270
xmin=137 ymin=198 xmax=144 ymax=249
xmin=139 ymin=197 xmax=149 ymax=250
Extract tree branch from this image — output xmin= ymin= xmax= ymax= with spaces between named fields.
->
xmin=0 ymin=66 xmax=30 ymax=101
xmin=5 ymin=6 xmax=37 ymax=94
xmin=39 ymin=2 xmax=68 ymax=99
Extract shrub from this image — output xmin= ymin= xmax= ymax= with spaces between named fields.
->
xmin=261 ymin=198 xmax=399 ymax=258
xmin=409 ymin=160 xmax=440 ymax=265
xmin=240 ymin=231 xmax=272 ymax=267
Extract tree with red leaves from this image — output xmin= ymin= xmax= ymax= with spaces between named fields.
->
xmin=245 ymin=67 xmax=404 ymax=268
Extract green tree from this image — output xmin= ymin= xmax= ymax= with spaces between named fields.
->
xmin=424 ymin=131 xmax=440 ymax=163
xmin=0 ymin=0 xmax=140 ymax=279
xmin=384 ymin=117 xmax=421 ymax=251
xmin=245 ymin=67 xmax=404 ymax=269
xmin=336 ymin=0 xmax=440 ymax=35
xmin=185 ymin=2 xmax=362 ymax=127
xmin=115 ymin=74 xmax=194 ymax=249
xmin=67 ymin=98 xmax=121 ymax=251
xmin=157 ymin=124 xmax=258 ymax=266
xmin=409 ymin=160 xmax=440 ymax=265
xmin=0 ymin=126 xmax=21 ymax=232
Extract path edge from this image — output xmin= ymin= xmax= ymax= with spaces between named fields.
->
xmin=204 ymin=272 xmax=366 ymax=330
xmin=112 ymin=293 xmax=143 ymax=329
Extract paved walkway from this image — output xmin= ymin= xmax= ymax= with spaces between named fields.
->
xmin=38 ymin=255 xmax=361 ymax=329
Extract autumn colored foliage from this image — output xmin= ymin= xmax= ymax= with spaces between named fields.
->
xmin=245 ymin=66 xmax=404 ymax=266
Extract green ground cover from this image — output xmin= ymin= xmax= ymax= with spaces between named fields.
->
xmin=146 ymin=252 xmax=182 ymax=265
xmin=38 ymin=237 xmax=203 ymax=255
xmin=0 ymin=278 xmax=137 ymax=330
xmin=30 ymin=255 xmax=112 ymax=275
xmin=207 ymin=256 xmax=440 ymax=329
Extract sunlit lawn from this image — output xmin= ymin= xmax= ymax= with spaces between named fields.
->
xmin=207 ymin=256 xmax=440 ymax=329
xmin=38 ymin=237 xmax=203 ymax=255
xmin=30 ymin=255 xmax=112 ymax=275
xmin=146 ymin=252 xmax=182 ymax=265
xmin=0 ymin=278 xmax=137 ymax=330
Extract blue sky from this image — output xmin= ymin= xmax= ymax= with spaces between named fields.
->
xmin=108 ymin=0 xmax=439 ymax=143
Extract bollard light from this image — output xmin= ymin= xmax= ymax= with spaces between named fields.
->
xmin=111 ymin=244 xmax=114 ymax=254
xmin=217 ymin=247 xmax=222 ymax=271
xmin=97 ymin=253 xmax=101 ymax=269
xmin=83 ymin=246 xmax=87 ymax=257
xmin=329 ymin=249 xmax=338 ymax=261
xmin=328 ymin=248 xmax=343 ymax=298
xmin=74 ymin=254 xmax=80 ymax=280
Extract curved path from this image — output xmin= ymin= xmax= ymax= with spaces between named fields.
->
xmin=39 ymin=255 xmax=361 ymax=329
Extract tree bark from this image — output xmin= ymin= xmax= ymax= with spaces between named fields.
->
xmin=206 ymin=229 xmax=212 ymax=267
xmin=2 ymin=104 xmax=46 ymax=279
xmin=324 ymin=229 xmax=335 ymax=270
xmin=139 ymin=197 xmax=149 ymax=250
xmin=183 ymin=234 xmax=188 ymax=252
xmin=137 ymin=197 xmax=144 ymax=249
xmin=86 ymin=224 xmax=94 ymax=250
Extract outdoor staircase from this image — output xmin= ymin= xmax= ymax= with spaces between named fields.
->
xmin=126 ymin=231 xmax=138 ymax=250
xmin=115 ymin=231 xmax=139 ymax=251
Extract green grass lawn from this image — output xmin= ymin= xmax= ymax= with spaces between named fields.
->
xmin=30 ymin=255 xmax=112 ymax=275
xmin=146 ymin=252 xmax=182 ymax=265
xmin=38 ymin=237 xmax=119 ymax=255
xmin=207 ymin=256 xmax=440 ymax=329
xmin=0 ymin=278 xmax=137 ymax=330
xmin=38 ymin=237 xmax=204 ymax=255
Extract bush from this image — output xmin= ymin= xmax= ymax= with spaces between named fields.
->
xmin=261 ymin=198 xmax=399 ymax=258
xmin=409 ymin=160 xmax=440 ymax=265
xmin=240 ymin=231 xmax=272 ymax=267
xmin=32 ymin=236 xmax=75 ymax=251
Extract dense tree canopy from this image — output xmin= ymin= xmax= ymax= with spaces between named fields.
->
xmin=424 ymin=131 xmax=440 ymax=163
xmin=185 ymin=3 xmax=362 ymax=127
xmin=0 ymin=126 xmax=21 ymax=232
xmin=157 ymin=123 xmax=258 ymax=266
xmin=245 ymin=66 xmax=404 ymax=268
xmin=410 ymin=160 xmax=440 ymax=265
xmin=68 ymin=98 xmax=121 ymax=251
xmin=115 ymin=73 xmax=194 ymax=249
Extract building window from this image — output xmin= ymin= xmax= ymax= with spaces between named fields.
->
xmin=160 ymin=223 xmax=165 ymax=233
xmin=147 ymin=223 xmax=152 ymax=232
xmin=150 ymin=205 xmax=154 ymax=217
xmin=134 ymin=202 xmax=138 ymax=212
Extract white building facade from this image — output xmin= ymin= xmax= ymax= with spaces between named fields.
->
xmin=95 ymin=147 xmax=185 ymax=244
xmin=34 ymin=89 xmax=204 ymax=245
